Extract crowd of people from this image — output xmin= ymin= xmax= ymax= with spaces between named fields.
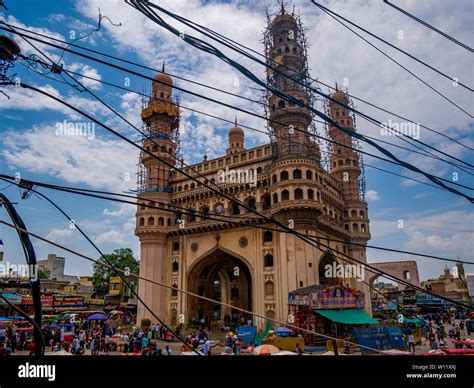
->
xmin=401 ymin=310 xmax=472 ymax=353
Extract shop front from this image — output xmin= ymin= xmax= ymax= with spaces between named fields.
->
xmin=288 ymin=285 xmax=377 ymax=351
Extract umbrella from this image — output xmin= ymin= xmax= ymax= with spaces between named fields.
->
xmin=86 ymin=313 xmax=108 ymax=321
xmin=253 ymin=344 xmax=280 ymax=355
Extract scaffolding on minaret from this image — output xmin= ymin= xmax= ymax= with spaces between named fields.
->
xmin=324 ymin=87 xmax=367 ymax=202
xmin=134 ymin=79 xmax=182 ymax=194
xmin=262 ymin=5 xmax=324 ymax=163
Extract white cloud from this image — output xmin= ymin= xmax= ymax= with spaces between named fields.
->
xmin=94 ymin=229 xmax=125 ymax=244
xmin=365 ymin=189 xmax=381 ymax=202
xmin=68 ymin=63 xmax=103 ymax=90
xmin=46 ymin=14 xmax=66 ymax=23
xmin=2 ymin=125 xmax=137 ymax=191
xmin=103 ymin=203 xmax=136 ymax=217
xmin=0 ymin=82 xmax=111 ymax=120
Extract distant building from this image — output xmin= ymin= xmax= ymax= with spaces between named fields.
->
xmin=105 ymin=276 xmax=138 ymax=309
xmin=37 ymin=253 xmax=79 ymax=284
xmin=466 ymin=273 xmax=474 ymax=304
xmin=422 ymin=261 xmax=470 ymax=303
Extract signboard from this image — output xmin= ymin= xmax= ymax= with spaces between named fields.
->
xmin=237 ymin=325 xmax=257 ymax=347
xmin=313 ymin=286 xmax=364 ymax=309
xmin=21 ymin=295 xmax=54 ymax=307
xmin=288 ymin=293 xmax=310 ymax=306
xmin=53 ymin=295 xmax=85 ymax=307
xmin=289 ymin=286 xmax=365 ymax=310
xmin=88 ymin=298 xmax=105 ymax=306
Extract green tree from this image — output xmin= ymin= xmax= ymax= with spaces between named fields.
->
xmin=38 ymin=267 xmax=50 ymax=280
xmin=92 ymin=248 xmax=139 ymax=297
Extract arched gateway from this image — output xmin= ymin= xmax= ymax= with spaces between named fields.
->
xmin=187 ymin=249 xmax=252 ymax=322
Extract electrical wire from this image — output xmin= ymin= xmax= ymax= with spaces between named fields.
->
xmin=0 ymin=218 xmax=411 ymax=355
xmin=125 ymin=1 xmax=474 ymax=201
xmin=4 ymin=24 xmax=474 ymax=188
xmin=383 ymin=1 xmax=473 ymax=52
xmin=1 ymin=175 xmax=470 ymax=265
xmin=310 ymin=1 xmax=473 ymax=92
xmin=29 ymin=187 xmax=200 ymax=355
xmin=27 ymin=62 xmax=472 ymax=176
xmin=130 ymin=1 xmax=474 ymax=168
xmin=2 ymin=20 xmax=470 ymax=151
xmin=317 ymin=5 xmax=473 ymax=118
xmin=1 ymin=76 xmax=472 ymax=307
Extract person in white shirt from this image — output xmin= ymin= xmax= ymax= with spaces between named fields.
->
xmin=408 ymin=334 xmax=415 ymax=353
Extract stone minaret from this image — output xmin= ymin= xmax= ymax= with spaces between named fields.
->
xmin=226 ymin=117 xmax=245 ymax=155
xmin=327 ymin=87 xmax=361 ymax=201
xmin=135 ymin=63 xmax=179 ymax=323
xmin=266 ymin=7 xmax=319 ymax=160
xmin=327 ymin=86 xmax=371 ymax=311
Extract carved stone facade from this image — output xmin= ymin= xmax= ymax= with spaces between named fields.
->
xmin=135 ymin=8 xmax=371 ymax=326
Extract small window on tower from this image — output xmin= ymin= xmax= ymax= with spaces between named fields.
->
xmin=172 ymin=261 xmax=179 ymax=272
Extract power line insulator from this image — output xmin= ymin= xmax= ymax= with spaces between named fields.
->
xmin=50 ymin=63 xmax=63 ymax=74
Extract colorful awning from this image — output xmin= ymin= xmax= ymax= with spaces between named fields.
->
xmin=314 ymin=308 xmax=378 ymax=324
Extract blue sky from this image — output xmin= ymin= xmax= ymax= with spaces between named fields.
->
xmin=0 ymin=0 xmax=472 ymax=283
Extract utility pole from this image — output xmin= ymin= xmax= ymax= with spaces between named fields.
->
xmin=0 ymin=193 xmax=44 ymax=356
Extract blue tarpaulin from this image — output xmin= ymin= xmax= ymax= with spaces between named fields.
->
xmin=237 ymin=325 xmax=257 ymax=347
xmin=354 ymin=326 xmax=407 ymax=354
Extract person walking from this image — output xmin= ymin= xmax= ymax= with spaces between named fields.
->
xmin=295 ymin=343 xmax=303 ymax=355
xmin=408 ymin=334 xmax=415 ymax=354
xmin=203 ymin=338 xmax=210 ymax=356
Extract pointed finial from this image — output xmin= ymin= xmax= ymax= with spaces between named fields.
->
xmin=234 ymin=116 xmax=238 ymax=126
xmin=281 ymin=0 xmax=285 ymax=13
xmin=335 ymin=82 xmax=339 ymax=91
xmin=162 ymin=60 xmax=165 ymax=73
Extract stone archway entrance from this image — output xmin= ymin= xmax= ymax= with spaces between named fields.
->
xmin=187 ymin=249 xmax=252 ymax=323
xmin=366 ymin=261 xmax=420 ymax=290
xmin=318 ymin=251 xmax=340 ymax=286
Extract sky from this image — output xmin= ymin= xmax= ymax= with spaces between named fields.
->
xmin=0 ymin=0 xmax=472 ymax=283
